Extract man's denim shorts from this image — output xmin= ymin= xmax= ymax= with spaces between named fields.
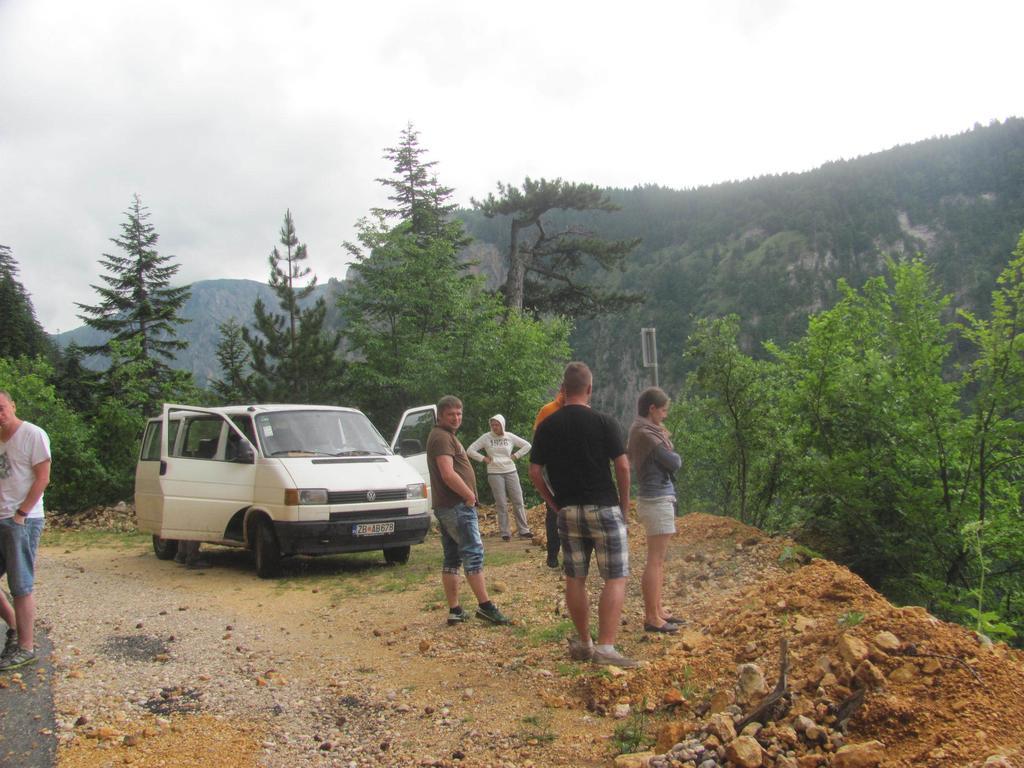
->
xmin=0 ymin=517 xmax=44 ymax=597
xmin=434 ymin=502 xmax=485 ymax=575
xmin=558 ymin=504 xmax=629 ymax=580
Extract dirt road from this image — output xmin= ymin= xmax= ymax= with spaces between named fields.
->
xmin=20 ymin=509 xmax=1024 ymax=767
xmin=37 ymin=508 xmax=636 ymax=767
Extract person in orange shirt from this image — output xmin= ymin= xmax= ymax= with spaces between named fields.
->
xmin=533 ymin=387 xmax=565 ymax=568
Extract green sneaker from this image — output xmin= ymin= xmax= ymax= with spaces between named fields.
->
xmin=0 ymin=646 xmax=37 ymax=672
xmin=475 ymin=603 xmax=511 ymax=625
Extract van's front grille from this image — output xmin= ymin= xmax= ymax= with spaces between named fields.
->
xmin=328 ymin=489 xmax=407 ymax=505
xmin=329 ymin=508 xmax=409 ymax=522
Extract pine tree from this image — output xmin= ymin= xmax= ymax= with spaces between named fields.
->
xmin=472 ymin=177 xmax=643 ymax=317
xmin=75 ymin=195 xmax=191 ymax=367
xmin=340 ymin=127 xmax=569 ymax=429
xmin=210 ymin=318 xmax=254 ymax=403
xmin=52 ymin=342 xmax=102 ymax=414
xmin=372 ymin=123 xmax=470 ymax=248
xmin=0 ymin=244 xmax=52 ymax=360
xmin=242 ymin=211 xmax=342 ymax=403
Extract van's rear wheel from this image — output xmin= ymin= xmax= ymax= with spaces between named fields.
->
xmin=383 ymin=545 xmax=411 ymax=565
xmin=153 ymin=536 xmax=178 ymax=561
xmin=253 ymin=518 xmax=282 ymax=578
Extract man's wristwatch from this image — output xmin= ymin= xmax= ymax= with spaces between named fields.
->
xmin=14 ymin=509 xmax=27 ymax=518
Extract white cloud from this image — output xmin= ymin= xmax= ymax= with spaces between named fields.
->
xmin=1 ymin=0 xmax=1021 ymax=332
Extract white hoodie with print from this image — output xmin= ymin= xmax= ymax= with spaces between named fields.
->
xmin=466 ymin=414 xmax=531 ymax=474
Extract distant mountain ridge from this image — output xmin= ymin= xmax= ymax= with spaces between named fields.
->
xmin=52 ymin=278 xmax=346 ymax=387
xmin=53 ymin=119 xmax=1024 ymax=419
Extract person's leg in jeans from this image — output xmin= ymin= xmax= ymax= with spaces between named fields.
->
xmin=487 ymin=474 xmax=511 ymax=538
xmin=435 ymin=506 xmax=465 ymax=610
xmin=454 ymin=503 xmax=486 ymax=591
xmin=2 ymin=518 xmax=43 ymax=656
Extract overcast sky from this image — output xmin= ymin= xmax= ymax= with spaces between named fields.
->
xmin=2 ymin=0 xmax=1022 ymax=334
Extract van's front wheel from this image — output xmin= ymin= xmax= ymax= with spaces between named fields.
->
xmin=252 ymin=519 xmax=283 ymax=578
xmin=383 ymin=545 xmax=411 ymax=565
xmin=153 ymin=536 xmax=179 ymax=561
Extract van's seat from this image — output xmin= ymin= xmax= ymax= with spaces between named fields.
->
xmin=196 ymin=437 xmax=218 ymax=459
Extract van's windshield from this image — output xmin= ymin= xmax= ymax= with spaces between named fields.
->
xmin=254 ymin=410 xmax=391 ymax=457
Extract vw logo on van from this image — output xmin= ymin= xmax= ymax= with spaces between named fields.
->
xmin=366 ymin=490 xmax=376 ymax=502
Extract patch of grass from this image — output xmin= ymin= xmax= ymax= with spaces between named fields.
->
xmin=520 ymin=713 xmax=556 ymax=744
xmin=271 ymin=546 xmax=439 ymax=596
xmin=611 ymin=699 xmax=653 ymax=754
xmin=838 ymin=610 xmax=866 ymax=628
xmin=556 ymin=662 xmax=586 ymax=678
xmin=43 ymin=529 xmax=149 ymax=550
xmin=525 ymin=619 xmax=576 ymax=646
xmin=778 ymin=543 xmax=822 ymax=567
xmin=422 ymin=587 xmax=447 ymax=610
xmin=482 ymin=547 xmax=533 ymax=567
xmin=673 ymin=664 xmax=703 ymax=701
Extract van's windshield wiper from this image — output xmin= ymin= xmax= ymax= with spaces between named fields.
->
xmin=331 ymin=449 xmax=386 ymax=457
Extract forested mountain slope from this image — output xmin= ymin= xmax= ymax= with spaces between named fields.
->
xmin=461 ymin=118 xmax=1024 ymax=418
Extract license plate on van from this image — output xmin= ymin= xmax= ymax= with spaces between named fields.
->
xmin=353 ymin=522 xmax=395 ymax=536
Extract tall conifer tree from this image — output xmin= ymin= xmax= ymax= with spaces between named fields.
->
xmin=0 ymin=244 xmax=52 ymax=359
xmin=243 ymin=210 xmax=342 ymax=403
xmin=76 ymin=195 xmax=191 ymax=367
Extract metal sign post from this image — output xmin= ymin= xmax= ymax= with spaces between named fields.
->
xmin=641 ymin=327 xmax=658 ymax=387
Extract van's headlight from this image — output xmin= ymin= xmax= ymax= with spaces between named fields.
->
xmin=406 ymin=483 xmax=427 ymax=499
xmin=284 ymin=488 xmax=329 ymax=505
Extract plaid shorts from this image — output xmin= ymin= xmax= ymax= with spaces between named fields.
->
xmin=557 ymin=504 xmax=629 ymax=580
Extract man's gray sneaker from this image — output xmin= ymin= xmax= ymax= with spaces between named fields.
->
xmin=446 ymin=609 xmax=469 ymax=626
xmin=567 ymin=637 xmax=594 ymax=661
xmin=591 ymin=646 xmax=638 ymax=669
xmin=1 ymin=629 xmax=16 ymax=661
xmin=0 ymin=646 xmax=37 ymax=672
xmin=475 ymin=604 xmax=511 ymax=625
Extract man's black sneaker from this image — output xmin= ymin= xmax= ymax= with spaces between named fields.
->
xmin=475 ymin=604 xmax=511 ymax=625
xmin=518 ymin=531 xmax=534 ymax=539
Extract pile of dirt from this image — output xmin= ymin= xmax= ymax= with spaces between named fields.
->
xmin=577 ymin=513 xmax=1024 ymax=767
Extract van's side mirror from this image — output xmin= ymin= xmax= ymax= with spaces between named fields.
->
xmin=399 ymin=438 xmax=423 ymax=457
xmin=233 ymin=441 xmax=256 ymax=464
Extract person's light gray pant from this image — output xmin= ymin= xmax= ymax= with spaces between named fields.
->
xmin=487 ymin=471 xmax=531 ymax=536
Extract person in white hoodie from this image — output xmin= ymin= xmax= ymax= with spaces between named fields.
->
xmin=467 ymin=415 xmax=533 ymax=541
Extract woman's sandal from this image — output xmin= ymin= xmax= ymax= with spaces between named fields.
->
xmin=644 ymin=622 xmax=679 ymax=634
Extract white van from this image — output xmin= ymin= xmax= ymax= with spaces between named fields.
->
xmin=135 ymin=403 xmax=437 ymax=577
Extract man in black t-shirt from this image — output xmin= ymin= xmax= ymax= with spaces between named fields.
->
xmin=529 ymin=362 xmax=637 ymax=668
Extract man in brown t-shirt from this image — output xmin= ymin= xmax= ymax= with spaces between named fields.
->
xmin=426 ymin=395 xmax=510 ymax=626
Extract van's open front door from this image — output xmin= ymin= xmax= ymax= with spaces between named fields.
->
xmin=390 ymin=405 xmax=436 ymax=497
xmin=159 ymin=404 xmax=258 ymax=540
